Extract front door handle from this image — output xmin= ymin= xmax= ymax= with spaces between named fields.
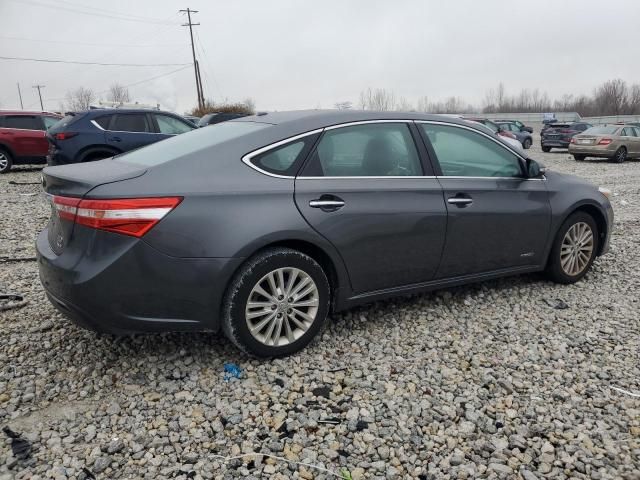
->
xmin=309 ymin=195 xmax=345 ymax=212
xmin=447 ymin=196 xmax=473 ymax=207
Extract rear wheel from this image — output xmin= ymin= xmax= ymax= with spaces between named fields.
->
xmin=573 ymin=155 xmax=586 ymax=161
xmin=542 ymin=146 xmax=551 ymax=152
xmin=222 ymin=247 xmax=330 ymax=357
xmin=612 ymin=147 xmax=627 ymax=163
xmin=545 ymin=212 xmax=598 ymax=284
xmin=523 ymin=138 xmax=532 ymax=149
xmin=0 ymin=149 xmax=13 ymax=173
xmin=80 ymin=149 xmax=118 ymax=163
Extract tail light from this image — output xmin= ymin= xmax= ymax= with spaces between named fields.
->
xmin=52 ymin=196 xmax=183 ymax=237
xmin=54 ymin=132 xmax=78 ymax=140
xmin=598 ymin=138 xmax=612 ymax=145
xmin=570 ymin=138 xmax=576 ymax=144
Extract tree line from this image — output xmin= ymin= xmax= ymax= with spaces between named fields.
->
xmin=353 ymin=79 xmax=640 ymax=117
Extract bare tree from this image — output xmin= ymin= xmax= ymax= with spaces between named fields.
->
xmin=65 ymin=87 xmax=95 ymax=111
xmin=107 ymin=83 xmax=131 ymax=104
xmin=242 ymin=97 xmax=256 ymax=113
xmin=594 ymin=79 xmax=628 ymax=116
xmin=359 ymin=88 xmax=396 ymax=111
xmin=415 ymin=96 xmax=429 ymax=112
xmin=394 ymin=97 xmax=413 ymax=112
xmin=334 ymin=101 xmax=353 ymax=110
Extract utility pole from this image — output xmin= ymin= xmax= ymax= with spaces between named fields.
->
xmin=33 ymin=84 xmax=45 ymax=110
xmin=180 ymin=8 xmax=204 ymax=110
xmin=17 ymin=83 xmax=24 ymax=110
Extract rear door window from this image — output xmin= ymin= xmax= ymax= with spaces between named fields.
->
xmin=111 ymin=114 xmax=150 ymax=133
xmin=3 ymin=115 xmax=43 ymax=130
xmin=300 ymin=123 xmax=422 ymax=177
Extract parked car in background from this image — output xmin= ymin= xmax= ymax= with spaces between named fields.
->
xmin=46 ymin=108 xmax=195 ymax=165
xmin=463 ymin=117 xmax=523 ymax=151
xmin=0 ymin=111 xmax=62 ymax=173
xmin=197 ymin=112 xmax=250 ymax=127
xmin=541 ymin=122 xmax=592 ymax=152
xmin=569 ymin=124 xmax=640 ymax=163
xmin=496 ymin=121 xmax=533 ymax=149
xmin=543 ymin=113 xmax=558 ymax=124
xmin=37 ymin=110 xmax=612 ymax=357
xmin=496 ymin=119 xmax=533 ymax=133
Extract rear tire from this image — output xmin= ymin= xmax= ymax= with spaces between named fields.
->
xmin=573 ymin=155 xmax=586 ymax=161
xmin=523 ymin=138 xmax=532 ymax=149
xmin=542 ymin=146 xmax=551 ymax=153
xmin=0 ymin=148 xmax=13 ymax=174
xmin=222 ymin=247 xmax=331 ymax=357
xmin=79 ymin=149 xmax=118 ymax=163
xmin=545 ymin=211 xmax=598 ymax=284
xmin=612 ymin=147 xmax=627 ymax=163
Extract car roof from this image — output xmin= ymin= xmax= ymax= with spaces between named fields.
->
xmin=82 ymin=108 xmax=178 ymax=116
xmin=0 ymin=110 xmax=60 ymax=116
xmin=234 ymin=109 xmax=485 ymax=132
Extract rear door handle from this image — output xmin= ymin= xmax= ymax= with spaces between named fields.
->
xmin=309 ymin=195 xmax=345 ymax=212
xmin=447 ymin=196 xmax=473 ymax=207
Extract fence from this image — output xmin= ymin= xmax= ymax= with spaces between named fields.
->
xmin=465 ymin=112 xmax=640 ymax=125
xmin=580 ymin=114 xmax=640 ymax=124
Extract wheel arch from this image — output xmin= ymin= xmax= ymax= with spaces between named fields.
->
xmin=0 ymin=142 xmax=16 ymax=158
xmin=563 ymin=203 xmax=608 ymax=256
xmin=76 ymin=144 xmax=122 ymax=162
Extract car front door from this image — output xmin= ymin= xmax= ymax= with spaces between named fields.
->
xmin=106 ymin=113 xmax=155 ymax=151
xmin=621 ymin=127 xmax=639 ymax=156
xmin=417 ymin=121 xmax=551 ymax=278
xmin=294 ymin=121 xmax=447 ymax=294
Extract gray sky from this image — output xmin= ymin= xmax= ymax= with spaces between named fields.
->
xmin=1 ymin=0 xmax=639 ymax=114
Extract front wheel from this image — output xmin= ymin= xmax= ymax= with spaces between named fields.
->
xmin=0 ymin=149 xmax=13 ymax=173
xmin=222 ymin=248 xmax=330 ymax=357
xmin=542 ymin=146 xmax=551 ymax=153
xmin=545 ymin=212 xmax=598 ymax=284
xmin=523 ymin=138 xmax=532 ymax=149
xmin=573 ymin=155 xmax=586 ymax=161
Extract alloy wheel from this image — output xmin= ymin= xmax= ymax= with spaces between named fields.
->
xmin=245 ymin=267 xmax=319 ymax=346
xmin=615 ymin=148 xmax=627 ymax=163
xmin=560 ymin=222 xmax=594 ymax=276
xmin=0 ymin=153 xmax=8 ymax=171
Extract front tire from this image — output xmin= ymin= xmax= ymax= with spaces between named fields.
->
xmin=222 ymin=247 xmax=330 ymax=357
xmin=545 ymin=212 xmax=598 ymax=284
xmin=0 ymin=149 xmax=13 ymax=173
xmin=573 ymin=155 xmax=586 ymax=161
xmin=523 ymin=138 xmax=532 ymax=149
xmin=542 ymin=146 xmax=551 ymax=153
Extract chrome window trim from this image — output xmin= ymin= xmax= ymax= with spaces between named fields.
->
xmin=297 ymin=175 xmax=438 ymax=180
xmin=323 ymin=119 xmax=411 ymax=130
xmin=241 ymin=128 xmax=323 ymax=179
xmin=90 ymin=120 xmax=106 ymax=131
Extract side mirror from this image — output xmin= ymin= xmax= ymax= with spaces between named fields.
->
xmin=525 ymin=158 xmax=545 ymax=178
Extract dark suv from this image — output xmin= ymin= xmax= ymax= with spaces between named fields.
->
xmin=0 ymin=111 xmax=62 ymax=173
xmin=541 ymin=122 xmax=592 ymax=152
xmin=197 ymin=112 xmax=249 ymax=127
xmin=47 ymin=109 xmax=195 ymax=165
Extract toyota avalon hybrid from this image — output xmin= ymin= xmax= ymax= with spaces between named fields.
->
xmin=37 ymin=111 xmax=613 ymax=357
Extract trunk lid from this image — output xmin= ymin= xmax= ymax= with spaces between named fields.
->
xmin=42 ymin=160 xmax=147 ymax=255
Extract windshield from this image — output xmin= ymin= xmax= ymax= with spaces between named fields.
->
xmin=584 ymin=126 xmax=620 ymax=135
xmin=115 ymin=121 xmax=269 ymax=166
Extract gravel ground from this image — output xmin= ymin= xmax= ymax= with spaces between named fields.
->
xmin=0 ymin=134 xmax=638 ymax=480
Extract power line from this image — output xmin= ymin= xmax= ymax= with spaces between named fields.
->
xmin=9 ymin=0 xmax=176 ymax=25
xmin=0 ymin=56 xmax=190 ymax=67
xmin=0 ymin=35 xmax=186 ymax=49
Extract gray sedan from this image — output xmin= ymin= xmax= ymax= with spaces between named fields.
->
xmin=496 ymin=121 xmax=533 ymax=149
xmin=37 ymin=111 xmax=613 ymax=357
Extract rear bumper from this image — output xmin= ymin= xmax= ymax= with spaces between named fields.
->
xmin=568 ymin=144 xmax=616 ymax=158
xmin=36 ymin=227 xmax=244 ymax=334
xmin=47 ymin=151 xmax=75 ymax=166
xmin=541 ymin=138 xmax=570 ymax=148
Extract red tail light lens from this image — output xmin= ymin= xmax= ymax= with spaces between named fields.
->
xmin=598 ymin=138 xmax=612 ymax=145
xmin=54 ymin=132 xmax=78 ymax=140
xmin=52 ymin=196 xmax=183 ymax=237
xmin=570 ymin=137 xmax=576 ymax=144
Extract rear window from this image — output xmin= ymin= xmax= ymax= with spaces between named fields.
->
xmin=584 ymin=126 xmax=619 ymax=135
xmin=115 ymin=121 xmax=269 ymax=167
xmin=52 ymin=114 xmax=81 ymax=130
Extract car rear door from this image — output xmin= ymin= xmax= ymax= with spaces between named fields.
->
xmin=294 ymin=121 xmax=447 ymax=294
xmin=105 ymin=113 xmax=156 ymax=151
xmin=417 ymin=121 xmax=551 ymax=278
xmin=0 ymin=115 xmax=48 ymax=157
